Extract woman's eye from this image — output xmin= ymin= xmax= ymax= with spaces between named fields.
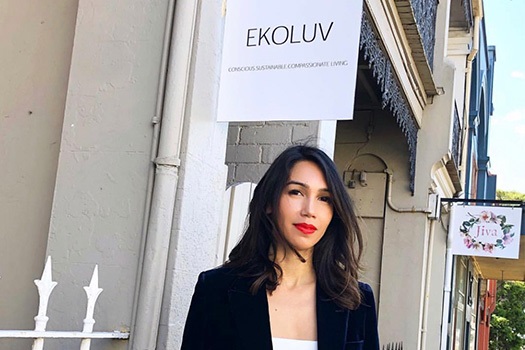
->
xmin=319 ymin=196 xmax=332 ymax=203
xmin=288 ymin=189 xmax=302 ymax=196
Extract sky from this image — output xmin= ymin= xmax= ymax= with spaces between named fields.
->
xmin=484 ymin=0 xmax=525 ymax=193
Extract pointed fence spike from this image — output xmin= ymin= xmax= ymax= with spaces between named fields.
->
xmin=42 ymin=255 xmax=51 ymax=279
xmin=82 ymin=265 xmax=103 ymax=334
xmin=32 ymin=256 xmax=58 ymax=349
xmin=41 ymin=256 xmax=53 ymax=283
xmin=89 ymin=265 xmax=99 ymax=288
xmin=34 ymin=256 xmax=58 ymax=322
xmin=81 ymin=265 xmax=104 ymax=349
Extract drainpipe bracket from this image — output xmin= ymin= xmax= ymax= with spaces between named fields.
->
xmin=154 ymin=156 xmax=181 ymax=167
xmin=151 ymin=116 xmax=161 ymax=125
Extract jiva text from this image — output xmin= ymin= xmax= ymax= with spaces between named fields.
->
xmin=474 ymin=225 xmax=499 ymax=238
xmin=246 ymin=22 xmax=334 ymax=47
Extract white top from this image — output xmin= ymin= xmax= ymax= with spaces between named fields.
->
xmin=272 ymin=337 xmax=318 ymax=350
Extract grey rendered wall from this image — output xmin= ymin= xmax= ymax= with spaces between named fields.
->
xmin=334 ymin=65 xmax=455 ymax=350
xmin=0 ymin=1 xmax=78 ymax=348
xmin=43 ymin=0 xmax=170 ymax=348
xmin=334 ymin=110 xmax=429 ymax=349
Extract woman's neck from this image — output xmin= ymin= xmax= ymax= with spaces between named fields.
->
xmin=274 ymin=248 xmax=316 ymax=288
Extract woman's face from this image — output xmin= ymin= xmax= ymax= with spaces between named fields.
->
xmin=276 ymin=160 xmax=334 ymax=256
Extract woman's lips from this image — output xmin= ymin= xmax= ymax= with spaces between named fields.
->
xmin=294 ymin=223 xmax=317 ymax=234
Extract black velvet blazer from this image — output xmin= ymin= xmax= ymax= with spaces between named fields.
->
xmin=181 ymin=267 xmax=380 ymax=350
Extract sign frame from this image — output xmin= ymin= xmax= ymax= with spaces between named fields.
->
xmin=217 ymin=0 xmax=363 ymax=122
xmin=450 ymin=204 xmax=522 ymax=259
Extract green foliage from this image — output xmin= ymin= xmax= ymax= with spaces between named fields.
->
xmin=489 ymin=281 xmax=525 ymax=350
xmin=496 ymin=190 xmax=525 ymax=201
xmin=490 ymin=190 xmax=525 ymax=349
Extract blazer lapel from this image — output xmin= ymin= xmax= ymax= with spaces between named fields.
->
xmin=228 ymin=277 xmax=272 ymax=350
xmin=317 ymin=286 xmax=348 ymax=350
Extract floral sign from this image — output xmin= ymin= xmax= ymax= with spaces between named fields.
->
xmin=450 ymin=205 xmax=522 ymax=259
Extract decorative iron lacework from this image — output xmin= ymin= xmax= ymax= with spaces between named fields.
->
xmin=409 ymin=0 xmax=438 ymax=69
xmin=462 ymin=0 xmax=474 ymax=29
xmin=451 ymin=104 xmax=462 ymax=169
xmin=360 ymin=11 xmax=418 ymax=194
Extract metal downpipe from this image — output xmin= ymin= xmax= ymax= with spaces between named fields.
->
xmin=130 ymin=0 xmax=200 ymax=348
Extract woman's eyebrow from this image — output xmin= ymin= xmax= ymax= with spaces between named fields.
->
xmin=285 ymin=180 xmax=330 ymax=193
xmin=286 ymin=180 xmax=308 ymax=188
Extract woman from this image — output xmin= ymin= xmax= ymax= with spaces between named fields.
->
xmin=181 ymin=145 xmax=379 ymax=350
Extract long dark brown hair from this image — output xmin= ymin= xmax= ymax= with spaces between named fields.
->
xmin=225 ymin=145 xmax=364 ymax=309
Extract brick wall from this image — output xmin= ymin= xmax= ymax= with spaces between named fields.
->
xmin=226 ymin=121 xmax=325 ymax=185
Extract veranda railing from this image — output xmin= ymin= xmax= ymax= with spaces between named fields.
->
xmin=0 ymin=257 xmax=129 ymax=349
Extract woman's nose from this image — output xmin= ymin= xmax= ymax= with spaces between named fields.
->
xmin=301 ymin=197 xmax=316 ymax=217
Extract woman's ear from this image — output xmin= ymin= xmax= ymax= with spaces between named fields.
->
xmin=266 ymin=206 xmax=272 ymax=214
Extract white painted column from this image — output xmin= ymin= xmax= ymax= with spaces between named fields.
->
xmin=153 ymin=0 xmax=229 ymax=348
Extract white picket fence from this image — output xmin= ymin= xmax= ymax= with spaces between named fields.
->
xmin=0 ymin=257 xmax=129 ymax=349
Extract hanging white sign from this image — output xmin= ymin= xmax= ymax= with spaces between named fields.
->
xmin=217 ymin=0 xmax=363 ymax=122
xmin=450 ymin=205 xmax=522 ymax=259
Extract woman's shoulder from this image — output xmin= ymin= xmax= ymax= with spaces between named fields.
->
xmin=195 ymin=266 xmax=242 ymax=291
xmin=357 ymin=282 xmax=376 ymax=309
xmin=358 ymin=281 xmax=373 ymax=293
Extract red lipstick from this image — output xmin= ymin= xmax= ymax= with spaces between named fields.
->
xmin=294 ymin=223 xmax=317 ymax=234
